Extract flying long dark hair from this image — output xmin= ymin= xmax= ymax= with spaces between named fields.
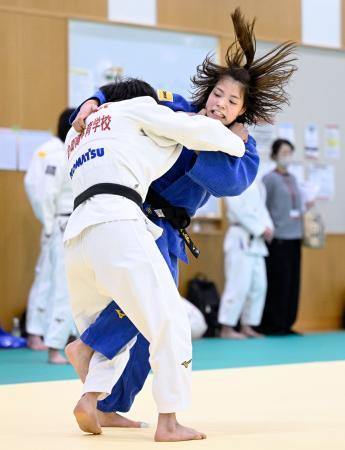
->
xmin=191 ymin=8 xmax=297 ymax=125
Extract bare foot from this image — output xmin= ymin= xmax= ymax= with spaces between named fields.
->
xmin=65 ymin=339 xmax=94 ymax=382
xmin=220 ymin=326 xmax=247 ymax=340
xmin=74 ymin=393 xmax=102 ymax=434
xmin=154 ymin=413 xmax=206 ymax=442
xmin=97 ymin=410 xmax=148 ymax=428
xmin=27 ymin=334 xmax=48 ymax=351
xmin=241 ymin=325 xmax=265 ymax=338
xmin=48 ymin=348 xmax=69 ymax=364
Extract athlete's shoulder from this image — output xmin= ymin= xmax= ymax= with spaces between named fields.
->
xmin=156 ymin=89 xmax=192 ymax=112
xmin=34 ymin=136 xmax=61 ymax=159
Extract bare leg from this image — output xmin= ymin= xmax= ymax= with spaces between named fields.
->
xmin=48 ymin=347 xmax=69 ymax=364
xmin=241 ymin=325 xmax=264 ymax=338
xmin=74 ymin=392 xmax=102 ymax=434
xmin=66 ymin=339 xmax=147 ymax=428
xmin=154 ymin=413 xmax=206 ymax=442
xmin=65 ymin=338 xmax=94 ymax=382
xmin=97 ymin=411 xmax=148 ymax=428
xmin=220 ymin=325 xmax=247 ymax=340
xmin=27 ymin=334 xmax=48 ymax=351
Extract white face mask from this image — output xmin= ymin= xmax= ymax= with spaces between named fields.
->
xmin=276 ymin=155 xmax=292 ymax=168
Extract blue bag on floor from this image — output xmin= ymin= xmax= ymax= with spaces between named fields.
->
xmin=0 ymin=327 xmax=27 ymax=349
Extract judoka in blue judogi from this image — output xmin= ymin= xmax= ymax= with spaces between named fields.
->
xmin=68 ymin=88 xmax=259 ymax=415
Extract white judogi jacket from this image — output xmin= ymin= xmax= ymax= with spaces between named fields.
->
xmin=25 ymin=136 xmax=73 ymax=235
xmin=40 ymin=140 xmax=73 ymax=236
xmin=224 ymin=181 xmax=273 ymax=256
xmin=24 ymin=137 xmax=59 ymax=224
xmin=64 ymin=96 xmax=245 ymax=242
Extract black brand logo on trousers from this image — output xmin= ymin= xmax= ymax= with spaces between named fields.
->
xmin=181 ymin=359 xmax=192 ymax=368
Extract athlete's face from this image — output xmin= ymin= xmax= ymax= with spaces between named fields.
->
xmin=205 ymin=76 xmax=246 ymax=126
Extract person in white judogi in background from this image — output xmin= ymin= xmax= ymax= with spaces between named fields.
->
xmin=25 ymin=141 xmax=56 ymax=351
xmin=63 ymin=78 xmax=246 ymax=442
xmin=180 ymin=297 xmax=207 ymax=339
xmin=25 ymin=108 xmax=76 ymax=364
xmin=218 ymin=180 xmax=274 ymax=339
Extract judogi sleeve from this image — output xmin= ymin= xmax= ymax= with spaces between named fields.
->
xmin=185 ymin=135 xmax=259 ymax=197
xmin=157 ymin=91 xmax=192 ymax=112
xmin=132 ymin=100 xmax=245 ymax=157
xmin=69 ymin=90 xmax=106 ymax=124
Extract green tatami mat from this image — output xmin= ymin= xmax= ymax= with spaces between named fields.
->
xmin=0 ymin=332 xmax=344 ymax=385
xmin=192 ymin=331 xmax=345 ymax=370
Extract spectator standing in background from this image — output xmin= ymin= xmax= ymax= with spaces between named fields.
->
xmin=259 ymin=139 xmax=303 ymax=335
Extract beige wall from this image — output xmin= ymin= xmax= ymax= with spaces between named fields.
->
xmin=0 ymin=1 xmax=344 ymax=331
xmin=178 ymin=231 xmax=345 ymax=332
xmin=0 ymin=7 xmax=68 ymax=329
xmin=157 ymin=0 xmax=301 ymax=42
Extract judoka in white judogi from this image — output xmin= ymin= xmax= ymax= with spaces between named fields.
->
xmin=25 ymin=139 xmax=57 ymax=341
xmin=25 ymin=133 xmax=75 ymax=357
xmin=63 ymin=95 xmax=245 ymax=413
xmin=218 ymin=181 xmax=274 ymax=336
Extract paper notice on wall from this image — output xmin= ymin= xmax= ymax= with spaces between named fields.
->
xmin=194 ymin=196 xmax=222 ymax=218
xmin=307 ymin=163 xmax=335 ymax=200
xmin=108 ymin=0 xmax=157 ymax=26
xmin=289 ymin=162 xmax=305 ymax=186
xmin=18 ymin=130 xmax=52 ymax=171
xmin=277 ymin=122 xmax=295 ymax=144
xmin=257 ymin=160 xmax=276 ymax=180
xmin=0 ymin=128 xmax=18 ymax=170
xmin=304 ymin=124 xmax=320 ymax=159
xmin=248 ymin=122 xmax=276 ymax=155
xmin=324 ymin=124 xmax=340 ymax=159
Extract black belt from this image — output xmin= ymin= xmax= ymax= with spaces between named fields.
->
xmin=74 ymin=183 xmax=143 ymax=211
xmin=231 ymin=223 xmax=254 ymax=242
xmin=145 ymin=188 xmax=200 ymax=258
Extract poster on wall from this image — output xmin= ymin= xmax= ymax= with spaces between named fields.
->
xmin=277 ymin=122 xmax=295 ymax=144
xmin=249 ymin=122 xmax=276 ymax=155
xmin=324 ymin=124 xmax=341 ymax=160
xmin=304 ymin=124 xmax=320 ymax=159
xmin=18 ymin=130 xmax=52 ymax=171
xmin=288 ymin=162 xmax=305 ymax=186
xmin=307 ymin=163 xmax=335 ymax=201
xmin=193 ymin=196 xmax=222 ymax=219
xmin=0 ymin=128 xmax=17 ymax=171
xmin=256 ymin=160 xmax=276 ymax=180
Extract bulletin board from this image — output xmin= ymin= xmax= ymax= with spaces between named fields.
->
xmin=252 ymin=41 xmax=345 ymax=233
xmin=68 ymin=20 xmax=219 ymax=107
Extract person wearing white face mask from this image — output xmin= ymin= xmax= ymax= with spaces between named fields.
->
xmin=258 ymin=139 xmax=303 ymax=335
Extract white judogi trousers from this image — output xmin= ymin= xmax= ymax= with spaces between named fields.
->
xmin=26 ymin=232 xmax=52 ymax=336
xmin=44 ymin=216 xmax=76 ymax=349
xmin=64 ymin=218 xmax=192 ymax=413
xmin=218 ymin=249 xmax=267 ymax=327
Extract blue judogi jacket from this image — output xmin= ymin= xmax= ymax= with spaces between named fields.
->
xmin=71 ymin=89 xmax=259 ymax=412
xmin=71 ymin=90 xmax=259 ymax=264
